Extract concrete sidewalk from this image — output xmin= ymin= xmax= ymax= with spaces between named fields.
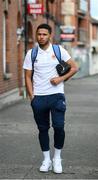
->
xmin=0 ymin=88 xmax=24 ymax=110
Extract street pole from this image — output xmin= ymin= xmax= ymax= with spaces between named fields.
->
xmin=46 ymin=0 xmax=49 ymax=24
xmin=23 ymin=0 xmax=28 ymax=99
xmin=24 ymin=0 xmax=28 ymax=55
xmin=46 ymin=0 xmax=55 ymax=24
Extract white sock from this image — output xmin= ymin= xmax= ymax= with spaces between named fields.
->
xmin=53 ymin=148 xmax=61 ymax=160
xmin=43 ymin=150 xmax=51 ymax=161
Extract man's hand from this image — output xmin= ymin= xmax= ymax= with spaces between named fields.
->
xmin=50 ymin=59 xmax=78 ymax=85
xmin=50 ymin=77 xmax=63 ymax=85
xmin=30 ymin=95 xmax=34 ymax=101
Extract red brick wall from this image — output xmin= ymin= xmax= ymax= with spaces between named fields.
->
xmin=0 ymin=2 xmax=3 ymax=93
xmin=0 ymin=0 xmax=23 ymax=95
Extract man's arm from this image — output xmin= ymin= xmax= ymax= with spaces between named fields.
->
xmin=61 ymin=58 xmax=78 ymax=81
xmin=25 ymin=69 xmax=33 ymax=100
xmin=50 ymin=58 xmax=78 ymax=85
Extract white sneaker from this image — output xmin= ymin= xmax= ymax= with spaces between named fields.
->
xmin=53 ymin=158 xmax=62 ymax=173
xmin=39 ymin=160 xmax=52 ymax=172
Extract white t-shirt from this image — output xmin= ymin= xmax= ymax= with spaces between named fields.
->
xmin=23 ymin=43 xmax=71 ymax=95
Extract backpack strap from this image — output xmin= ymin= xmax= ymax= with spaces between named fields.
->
xmin=31 ymin=44 xmax=61 ymax=67
xmin=52 ymin=44 xmax=61 ymax=62
xmin=31 ymin=46 xmax=38 ymax=68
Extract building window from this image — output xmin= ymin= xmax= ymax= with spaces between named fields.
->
xmin=3 ymin=12 xmax=11 ymax=79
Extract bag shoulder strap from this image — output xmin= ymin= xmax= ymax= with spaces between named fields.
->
xmin=31 ymin=44 xmax=61 ymax=66
xmin=52 ymin=44 xmax=61 ymax=62
xmin=31 ymin=46 xmax=38 ymax=66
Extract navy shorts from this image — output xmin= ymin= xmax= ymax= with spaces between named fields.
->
xmin=31 ymin=93 xmax=66 ymax=129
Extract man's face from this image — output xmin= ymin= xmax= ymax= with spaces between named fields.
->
xmin=36 ymin=28 xmax=51 ymax=46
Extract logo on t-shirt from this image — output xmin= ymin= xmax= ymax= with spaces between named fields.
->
xmin=52 ymin=54 xmax=56 ymax=59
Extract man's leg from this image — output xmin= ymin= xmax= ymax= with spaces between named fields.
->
xmin=31 ymin=96 xmax=52 ymax=172
xmin=51 ymin=93 xmax=66 ymax=173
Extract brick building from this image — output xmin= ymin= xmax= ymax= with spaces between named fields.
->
xmin=60 ymin=0 xmax=90 ymax=47
xmin=0 ymin=0 xmax=23 ymax=96
xmin=60 ymin=0 xmax=98 ymax=77
xmin=25 ymin=0 xmax=64 ymax=51
xmin=89 ymin=18 xmax=98 ymax=75
xmin=60 ymin=0 xmax=91 ymax=78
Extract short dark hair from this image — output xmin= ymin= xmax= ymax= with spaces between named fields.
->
xmin=36 ymin=23 xmax=52 ymax=34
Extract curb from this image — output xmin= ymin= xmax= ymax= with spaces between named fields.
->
xmin=0 ymin=88 xmax=24 ymax=110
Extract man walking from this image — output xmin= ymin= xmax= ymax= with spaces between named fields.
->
xmin=23 ymin=23 xmax=78 ymax=173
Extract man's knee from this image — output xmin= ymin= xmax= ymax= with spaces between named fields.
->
xmin=38 ymin=125 xmax=50 ymax=132
xmin=53 ymin=126 xmax=65 ymax=134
